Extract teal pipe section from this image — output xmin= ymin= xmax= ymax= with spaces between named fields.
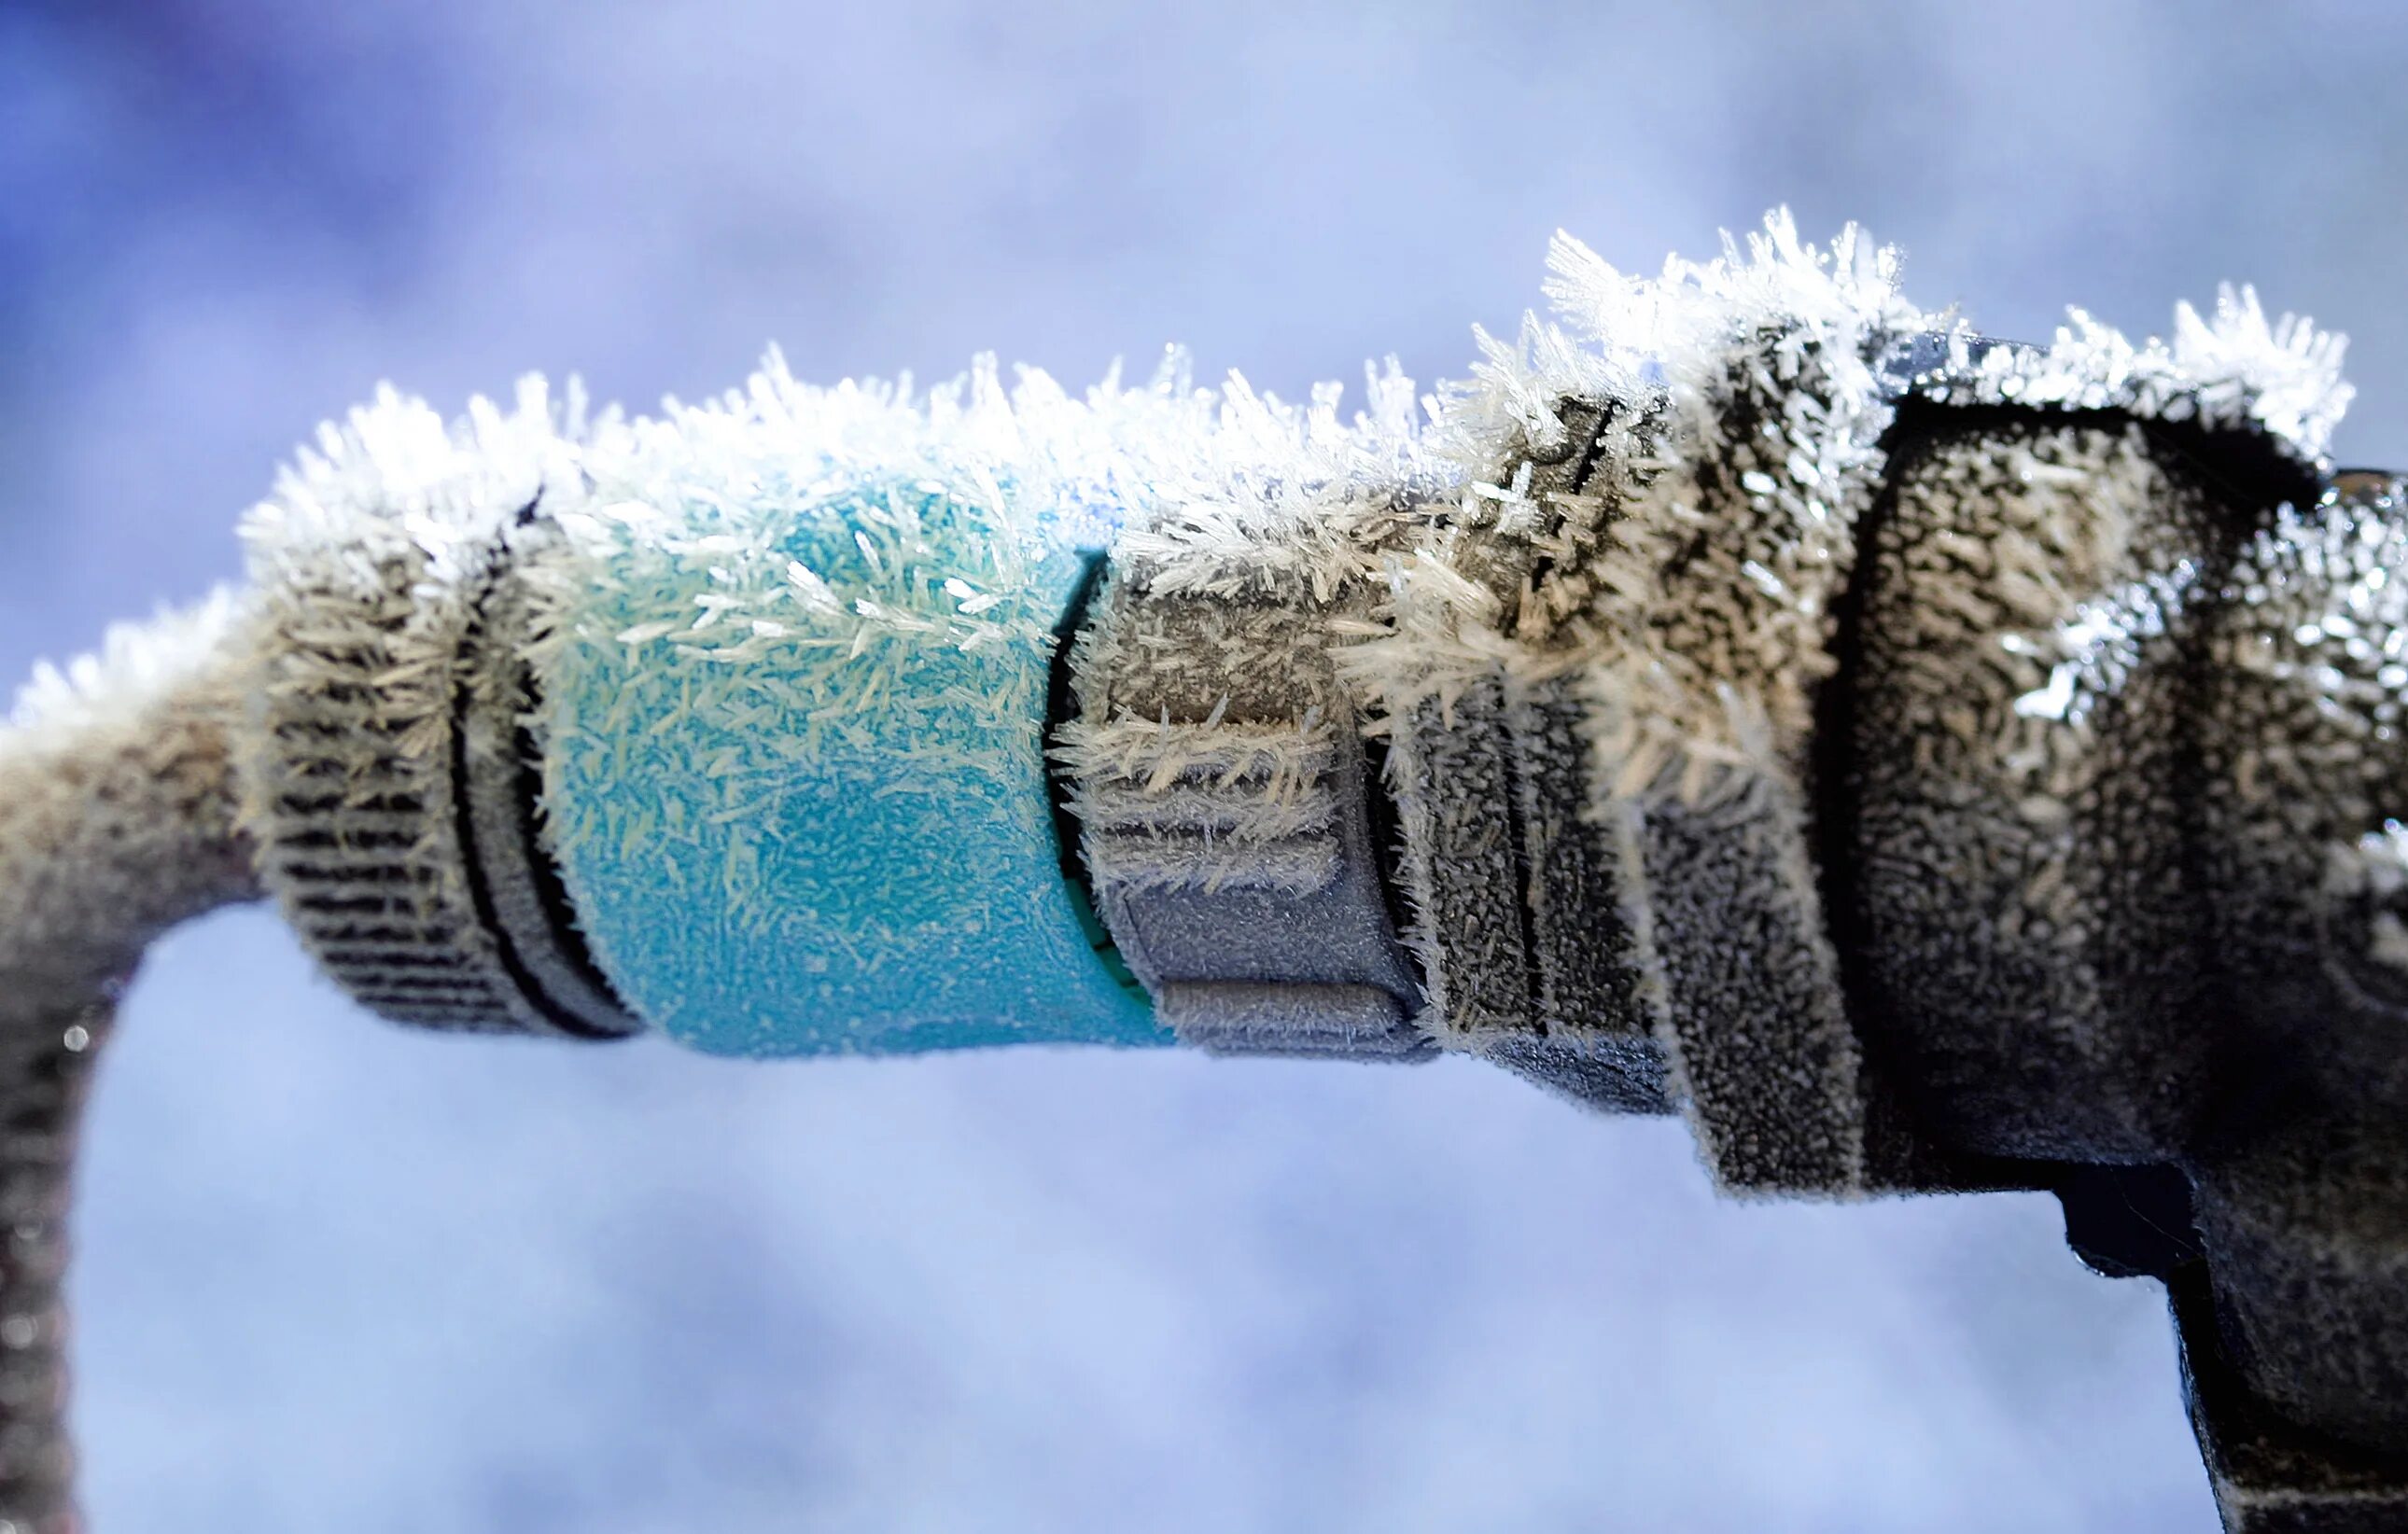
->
xmin=534 ymin=439 xmax=1162 ymax=1056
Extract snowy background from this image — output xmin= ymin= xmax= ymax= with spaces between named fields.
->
xmin=4 ymin=2 xmax=2405 ymax=1528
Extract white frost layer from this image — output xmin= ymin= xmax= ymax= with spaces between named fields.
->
xmin=1338 ymin=210 xmax=2350 ymax=811
xmin=229 ymin=209 xmax=2355 ymax=830
xmin=6 ymin=590 xmax=247 ymax=738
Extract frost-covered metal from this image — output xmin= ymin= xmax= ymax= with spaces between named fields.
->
xmin=1 ymin=212 xmax=2400 ymax=1529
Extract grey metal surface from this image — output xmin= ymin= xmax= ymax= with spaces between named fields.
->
xmin=1157 ymin=983 xmax=1420 ymax=1060
xmin=2174 ymin=1262 xmax=2408 ymax=1534
xmin=1069 ymin=584 xmax=1427 ymax=1060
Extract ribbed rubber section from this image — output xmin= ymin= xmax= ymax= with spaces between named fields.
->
xmin=250 ymin=537 xmax=636 ymax=1039
xmin=265 ymin=735 xmax=519 ymax=1029
xmin=254 ymin=566 xmax=525 ymax=1029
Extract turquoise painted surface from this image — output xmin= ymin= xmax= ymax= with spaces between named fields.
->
xmin=539 ymin=470 xmax=1162 ymax=1056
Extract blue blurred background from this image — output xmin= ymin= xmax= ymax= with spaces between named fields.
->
xmin=4 ymin=2 xmax=2403 ymax=1528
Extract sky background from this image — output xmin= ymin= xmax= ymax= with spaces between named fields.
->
xmin=4 ymin=2 xmax=2404 ymax=1529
